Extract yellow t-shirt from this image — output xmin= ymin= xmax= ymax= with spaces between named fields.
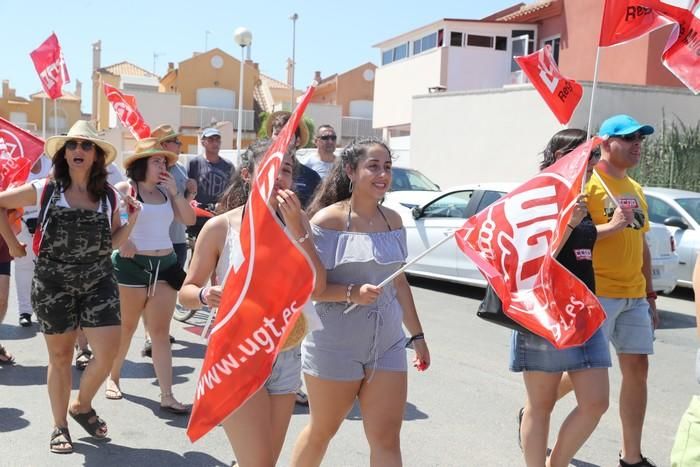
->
xmin=586 ymin=171 xmax=649 ymax=298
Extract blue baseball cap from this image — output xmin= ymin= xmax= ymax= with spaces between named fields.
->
xmin=598 ymin=114 xmax=654 ymax=138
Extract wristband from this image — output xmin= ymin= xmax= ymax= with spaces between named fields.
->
xmin=406 ymin=332 xmax=425 ymax=347
xmin=199 ymin=287 xmax=209 ymax=305
xmin=646 ymin=291 xmax=658 ymax=300
xmin=346 ymin=284 xmax=354 ymax=304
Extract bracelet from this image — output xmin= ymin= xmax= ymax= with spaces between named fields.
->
xmin=346 ymin=284 xmax=354 ymax=304
xmin=567 ymin=224 xmax=575 ymax=230
xmin=296 ymin=232 xmax=310 ymax=244
xmin=646 ymin=291 xmax=658 ymax=300
xmin=407 ymin=332 xmax=425 ymax=346
xmin=199 ymin=287 xmax=209 ymax=305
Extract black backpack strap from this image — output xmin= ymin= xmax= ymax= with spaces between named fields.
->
xmin=37 ymin=180 xmax=58 ymax=228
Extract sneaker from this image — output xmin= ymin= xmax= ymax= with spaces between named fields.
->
xmin=517 ymin=407 xmax=524 ymax=451
xmin=141 ymin=339 xmax=152 ymax=358
xmin=619 ymin=453 xmax=657 ymax=467
xmin=19 ymin=314 xmax=32 ymax=327
xmin=295 ymin=390 xmax=309 ymax=406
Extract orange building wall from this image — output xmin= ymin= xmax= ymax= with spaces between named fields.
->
xmin=336 ymin=64 xmax=376 ymax=116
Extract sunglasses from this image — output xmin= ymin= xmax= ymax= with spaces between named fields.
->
xmin=615 ymin=133 xmax=646 ymax=143
xmin=318 ymin=134 xmax=337 ymax=141
xmin=65 ymin=140 xmax=96 ymax=151
xmin=164 ymin=139 xmax=182 ymax=146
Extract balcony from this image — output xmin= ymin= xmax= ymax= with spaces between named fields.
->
xmin=181 ymin=106 xmax=255 ymax=131
xmin=341 ymin=117 xmax=381 ymax=140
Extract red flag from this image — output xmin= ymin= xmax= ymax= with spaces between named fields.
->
xmin=515 ymin=45 xmax=583 ymax=125
xmin=598 ymin=0 xmax=674 ymax=46
xmin=186 ymin=84 xmax=317 ymax=442
xmin=455 ymin=139 xmax=606 ymax=349
xmin=0 ymin=117 xmax=45 ymax=192
xmin=29 ymin=33 xmax=70 ymax=100
xmin=657 ymin=1 xmax=700 ymax=93
xmin=103 ymin=84 xmax=151 ymax=139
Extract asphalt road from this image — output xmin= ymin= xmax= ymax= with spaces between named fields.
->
xmin=1 ymin=274 xmax=697 ymax=467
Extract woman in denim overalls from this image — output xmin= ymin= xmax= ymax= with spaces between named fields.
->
xmin=0 ymin=121 xmax=140 ymax=454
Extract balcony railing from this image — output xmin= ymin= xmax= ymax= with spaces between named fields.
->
xmin=181 ymin=106 xmax=255 ymax=131
xmin=341 ymin=117 xmax=381 ymax=140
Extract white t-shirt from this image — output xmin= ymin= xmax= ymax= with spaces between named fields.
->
xmin=302 ymin=153 xmax=336 ymax=179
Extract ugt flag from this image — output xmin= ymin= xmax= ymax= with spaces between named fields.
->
xmin=0 ymin=117 xmax=45 ymax=191
xmin=187 ymin=84 xmax=317 ymax=442
xmin=599 ymin=0 xmax=700 ymax=93
xmin=455 ymin=139 xmax=606 ymax=349
xmin=515 ymin=45 xmax=583 ymax=125
xmin=103 ymin=84 xmax=151 ymax=139
xmin=30 ymin=33 xmax=70 ymax=100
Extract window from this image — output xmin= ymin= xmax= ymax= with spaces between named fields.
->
xmin=450 ymin=31 xmax=463 ymax=47
xmin=382 ymin=50 xmax=393 ymax=65
xmin=512 ymin=30 xmax=536 ymax=54
xmin=438 ymin=29 xmax=444 ymax=47
xmin=495 ymin=36 xmax=508 ymax=51
xmin=542 ymin=36 xmax=561 ymax=64
xmin=676 ymin=198 xmax=700 ymax=225
xmin=476 ymin=191 xmax=506 ymax=214
xmin=423 ymin=191 xmax=474 ymax=219
xmin=421 ymin=32 xmax=437 ymax=52
xmin=413 ymin=39 xmax=422 ymax=55
xmin=394 ymin=43 xmax=408 ymax=61
xmin=467 ymin=34 xmax=494 ymax=48
xmin=646 ymin=196 xmax=683 ymax=224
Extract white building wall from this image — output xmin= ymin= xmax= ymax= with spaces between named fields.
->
xmin=445 ymin=47 xmax=511 ymax=91
xmin=409 ymin=82 xmax=700 ymax=189
xmin=305 ymin=103 xmax=343 ymax=137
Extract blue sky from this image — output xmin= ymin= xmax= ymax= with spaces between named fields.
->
xmin=1 ymin=0 xmax=517 ymax=112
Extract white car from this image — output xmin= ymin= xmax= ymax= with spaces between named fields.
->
xmin=644 ymin=187 xmax=700 ymax=288
xmin=384 ymin=183 xmax=679 ymax=293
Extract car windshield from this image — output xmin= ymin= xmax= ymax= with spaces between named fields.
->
xmin=675 ymin=197 xmax=700 ymax=224
xmin=390 ymin=168 xmax=440 ymax=192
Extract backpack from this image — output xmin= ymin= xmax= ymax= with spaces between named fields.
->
xmin=32 ymin=180 xmax=118 ymax=255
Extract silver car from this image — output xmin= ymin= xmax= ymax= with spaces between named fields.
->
xmin=644 ymin=187 xmax=700 ymax=288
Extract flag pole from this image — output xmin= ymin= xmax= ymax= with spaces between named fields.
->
xmin=586 ymin=47 xmax=602 ymax=141
xmin=343 ymin=231 xmax=457 ymax=314
xmin=42 ymin=96 xmax=46 ymax=139
xmin=53 ymin=99 xmax=58 ymax=134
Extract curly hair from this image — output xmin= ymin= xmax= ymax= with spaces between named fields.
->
xmin=306 ymin=137 xmax=392 ymax=218
xmin=540 ymin=129 xmax=588 ymax=171
xmin=52 ymin=143 xmax=108 ymax=201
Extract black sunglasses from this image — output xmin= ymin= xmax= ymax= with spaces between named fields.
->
xmin=65 ymin=140 xmax=96 ymax=151
xmin=318 ymin=134 xmax=337 ymax=141
xmin=616 ymin=133 xmax=646 ymax=143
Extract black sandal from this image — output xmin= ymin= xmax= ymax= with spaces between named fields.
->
xmin=75 ymin=348 xmax=92 ymax=371
xmin=69 ymin=408 xmax=108 ymax=438
xmin=50 ymin=426 xmax=73 ymax=454
xmin=0 ymin=344 xmax=15 ymax=365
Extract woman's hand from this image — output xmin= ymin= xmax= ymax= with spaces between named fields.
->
xmin=276 ymin=189 xmax=304 ymax=235
xmin=119 ymin=239 xmax=137 ymax=258
xmin=123 ymin=194 xmax=142 ymax=225
xmin=412 ymin=339 xmax=431 ymax=372
xmin=8 ymin=241 xmax=27 ymax=258
xmin=158 ymin=171 xmax=178 ymax=198
xmin=185 ymin=178 xmax=198 ymax=199
xmin=569 ymin=194 xmax=588 ymax=227
xmin=203 ymin=285 xmax=223 ymax=308
xmin=351 ymin=284 xmax=381 ymax=305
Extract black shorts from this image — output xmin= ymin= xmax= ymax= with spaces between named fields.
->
xmin=32 ymin=261 xmax=121 ymax=335
xmin=0 ymin=261 xmax=10 ymax=276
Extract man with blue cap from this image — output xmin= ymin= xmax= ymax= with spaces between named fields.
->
xmin=561 ymin=114 xmax=657 ymax=467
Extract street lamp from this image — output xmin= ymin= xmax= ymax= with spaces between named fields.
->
xmin=290 ymin=13 xmax=298 ymax=111
xmin=234 ymin=27 xmax=252 ymax=163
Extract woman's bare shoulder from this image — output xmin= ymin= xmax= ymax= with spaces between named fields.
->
xmin=311 ymin=202 xmax=347 ymax=231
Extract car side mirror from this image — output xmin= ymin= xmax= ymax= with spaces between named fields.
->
xmin=664 ymin=216 xmax=689 ymax=230
xmin=412 ymin=206 xmax=422 ymax=219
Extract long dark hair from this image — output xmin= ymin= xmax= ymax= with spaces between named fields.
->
xmin=540 ymin=129 xmax=588 ymax=171
xmin=217 ymin=139 xmax=272 ymax=213
xmin=52 ymin=143 xmax=108 ymax=200
xmin=306 ymin=137 xmax=391 ymax=218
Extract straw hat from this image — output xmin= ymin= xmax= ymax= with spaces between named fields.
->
xmin=44 ymin=120 xmax=117 ymax=166
xmin=265 ymin=111 xmax=309 ymax=148
xmin=151 ymin=124 xmax=181 ymax=143
xmin=280 ymin=314 xmax=308 ymax=351
xmin=122 ymin=137 xmax=178 ymax=169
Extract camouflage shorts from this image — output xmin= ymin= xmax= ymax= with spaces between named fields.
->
xmin=32 ymin=258 xmax=121 ymax=335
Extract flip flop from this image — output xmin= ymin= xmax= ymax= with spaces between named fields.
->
xmin=105 ymin=383 xmax=123 ymax=400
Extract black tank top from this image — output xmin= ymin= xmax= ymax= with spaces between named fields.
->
xmin=555 ymin=214 xmax=596 ymax=293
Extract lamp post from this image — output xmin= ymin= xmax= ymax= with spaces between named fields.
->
xmin=234 ymin=27 xmax=252 ymax=163
xmin=290 ymin=13 xmax=298 ymax=111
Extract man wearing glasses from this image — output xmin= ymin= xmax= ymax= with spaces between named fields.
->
xmin=573 ymin=114 xmax=658 ymax=467
xmin=303 ymin=124 xmax=338 ymax=179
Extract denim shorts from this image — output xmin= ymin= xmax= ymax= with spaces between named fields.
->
xmin=266 ymin=345 xmax=302 ymax=395
xmin=509 ymin=327 xmax=611 ymax=373
xmin=598 ymin=297 xmax=654 ymax=355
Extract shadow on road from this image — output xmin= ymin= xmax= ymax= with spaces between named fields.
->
xmin=658 ymin=309 xmax=697 ymax=330
xmin=407 ymin=276 xmax=485 ymax=301
xmin=0 ymin=408 xmax=30 ymax=432
xmin=73 ymin=438 xmax=228 ymax=467
xmin=344 ymin=400 xmax=428 ymax=422
xmin=171 ymin=340 xmax=207 ymax=360
xmin=0 ymin=322 xmax=38 ymax=340
xmin=121 ymin=392 xmax=190 ymax=429
xmin=119 ymin=360 xmax=195 ymax=386
xmin=665 ymin=287 xmax=695 ymax=301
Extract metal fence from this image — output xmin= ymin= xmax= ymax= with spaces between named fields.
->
xmin=181 ymin=106 xmax=254 ymax=130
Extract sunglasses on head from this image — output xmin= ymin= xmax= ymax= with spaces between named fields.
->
xmin=615 ymin=132 xmax=645 ymax=143
xmin=65 ymin=140 xmax=96 ymax=151
xmin=318 ymin=134 xmax=337 ymax=141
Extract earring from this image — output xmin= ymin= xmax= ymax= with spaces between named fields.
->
xmin=349 ymin=180 xmax=354 ymax=194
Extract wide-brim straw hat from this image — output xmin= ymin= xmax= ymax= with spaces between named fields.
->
xmin=280 ymin=314 xmax=308 ymax=351
xmin=123 ymin=137 xmax=178 ymax=169
xmin=265 ymin=111 xmax=309 ymax=148
xmin=44 ymin=120 xmax=118 ymax=166
xmin=151 ymin=124 xmax=181 ymax=143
